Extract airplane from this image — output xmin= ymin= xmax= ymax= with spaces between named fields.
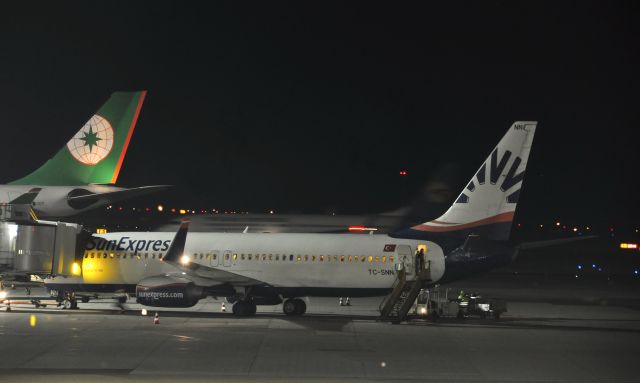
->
xmin=42 ymin=121 xmax=537 ymax=315
xmin=0 ymin=91 xmax=169 ymax=219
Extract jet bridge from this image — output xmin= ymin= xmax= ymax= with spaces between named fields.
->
xmin=0 ymin=204 xmax=88 ymax=277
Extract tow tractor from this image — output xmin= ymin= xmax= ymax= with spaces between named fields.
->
xmin=412 ymin=287 xmax=507 ymax=320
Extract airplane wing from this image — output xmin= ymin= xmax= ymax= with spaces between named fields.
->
xmin=66 ymin=185 xmax=172 ymax=208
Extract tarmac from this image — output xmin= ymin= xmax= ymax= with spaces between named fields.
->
xmin=1 ymin=282 xmax=640 ymax=383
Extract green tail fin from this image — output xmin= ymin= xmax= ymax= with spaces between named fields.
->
xmin=10 ymin=91 xmax=147 ymax=186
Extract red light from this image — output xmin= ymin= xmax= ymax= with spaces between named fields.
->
xmin=620 ymin=243 xmax=638 ymax=249
xmin=399 ymin=171 xmax=408 ymax=176
xmin=348 ymin=225 xmax=365 ymax=231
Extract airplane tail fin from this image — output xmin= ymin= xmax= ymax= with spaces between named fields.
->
xmin=394 ymin=121 xmax=537 ymax=241
xmin=10 ymin=91 xmax=147 ymax=186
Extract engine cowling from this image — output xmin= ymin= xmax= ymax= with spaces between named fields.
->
xmin=136 ymin=276 xmax=204 ymax=308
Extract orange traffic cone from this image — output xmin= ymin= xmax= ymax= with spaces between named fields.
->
xmin=154 ymin=312 xmax=160 ymax=324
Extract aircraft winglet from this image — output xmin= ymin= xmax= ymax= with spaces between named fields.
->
xmin=162 ymin=219 xmax=190 ymax=263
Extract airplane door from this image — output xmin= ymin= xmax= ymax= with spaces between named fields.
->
xmin=222 ymin=250 xmax=232 ymax=267
xmin=210 ymin=250 xmax=220 ymax=267
xmin=396 ymin=245 xmax=414 ymax=276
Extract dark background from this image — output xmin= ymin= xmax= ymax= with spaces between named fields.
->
xmin=1 ymin=1 xmax=638 ymax=228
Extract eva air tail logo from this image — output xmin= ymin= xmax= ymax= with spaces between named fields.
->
xmin=66 ymin=114 xmax=114 ymax=165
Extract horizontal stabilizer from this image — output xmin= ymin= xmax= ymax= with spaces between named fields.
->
xmin=66 ymin=185 xmax=171 ymax=207
xmin=9 ymin=188 xmax=42 ymax=204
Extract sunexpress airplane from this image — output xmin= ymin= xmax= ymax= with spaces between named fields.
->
xmin=44 ymin=122 xmax=536 ymax=316
xmin=1 ymin=91 xmax=168 ymax=218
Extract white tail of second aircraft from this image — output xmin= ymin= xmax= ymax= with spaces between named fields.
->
xmin=410 ymin=121 xmax=537 ymax=240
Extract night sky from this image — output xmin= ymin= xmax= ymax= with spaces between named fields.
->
xmin=1 ymin=2 xmax=639 ymax=227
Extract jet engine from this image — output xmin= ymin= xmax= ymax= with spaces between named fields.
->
xmin=136 ymin=276 xmax=205 ymax=307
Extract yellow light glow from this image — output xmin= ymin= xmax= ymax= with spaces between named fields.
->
xmin=71 ymin=262 xmax=81 ymax=276
xmin=418 ymin=244 xmax=429 ymax=253
xmin=179 ymin=209 xmax=187 ymax=215
xmin=96 ymin=228 xmax=108 ymax=234
xmin=180 ymin=254 xmax=190 ymax=265
xmin=0 ymin=291 xmax=7 ymax=300
xmin=157 ymin=205 xmax=164 ymax=212
xmin=30 ymin=314 xmax=37 ymax=327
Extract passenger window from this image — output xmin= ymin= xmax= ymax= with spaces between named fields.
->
xmin=290 ymin=254 xmax=294 ymax=261
xmin=375 ymin=256 xmax=380 ymax=263
xmin=340 ymin=255 xmax=345 ymax=262
xmin=276 ymin=255 xmax=279 ymax=261
xmin=320 ymin=255 xmax=324 ymax=262
xmin=103 ymin=253 xmax=108 ymax=258
xmin=233 ymin=254 xmax=237 ymax=261
xmin=123 ymin=254 xmax=127 ymax=259
xmin=382 ymin=256 xmax=387 ymax=263
xmin=390 ymin=256 xmax=394 ymax=263
xmin=361 ymin=256 xmax=366 ymax=262
xmin=348 ymin=255 xmax=352 ymax=262
xmin=269 ymin=255 xmax=273 ymax=261
xmin=241 ymin=254 xmax=245 ymax=260
xmin=144 ymin=254 xmax=148 ymax=259
xmin=248 ymin=254 xmax=252 ymax=260
xmin=312 ymin=255 xmax=316 ymax=262
xmin=304 ymin=255 xmax=308 ymax=262
xmin=225 ymin=254 xmax=230 ymax=260
xmin=296 ymin=255 xmax=301 ymax=262
xmin=213 ymin=254 xmax=217 ymax=260
xmin=333 ymin=255 xmax=338 ymax=262
xmin=368 ymin=256 xmax=373 ymax=263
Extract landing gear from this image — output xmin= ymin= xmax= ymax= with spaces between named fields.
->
xmin=62 ymin=298 xmax=78 ymax=310
xmin=232 ymin=300 xmax=257 ymax=317
xmin=283 ymin=298 xmax=306 ymax=316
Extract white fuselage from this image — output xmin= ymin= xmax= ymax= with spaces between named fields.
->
xmin=45 ymin=232 xmax=446 ymax=295
xmin=0 ymin=184 xmax=123 ymax=218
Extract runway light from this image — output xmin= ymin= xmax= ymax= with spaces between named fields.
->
xmin=577 ymin=265 xmax=583 ymax=270
xmin=180 ymin=254 xmax=190 ymax=265
xmin=556 ymin=222 xmax=560 ymax=226
xmin=573 ymin=228 xmax=578 ymax=232
xmin=592 ymin=264 xmax=597 ymax=269
xmin=157 ymin=205 xmax=164 ymax=212
xmin=399 ymin=170 xmax=408 ymax=176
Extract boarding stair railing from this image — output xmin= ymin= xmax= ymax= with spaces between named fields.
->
xmin=379 ymin=260 xmax=432 ymax=323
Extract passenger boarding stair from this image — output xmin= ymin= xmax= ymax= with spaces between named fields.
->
xmin=379 ymin=264 xmax=431 ymax=323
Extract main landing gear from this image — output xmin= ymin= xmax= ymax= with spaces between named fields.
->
xmin=232 ymin=300 xmax=257 ymax=317
xmin=282 ymin=298 xmax=306 ymax=316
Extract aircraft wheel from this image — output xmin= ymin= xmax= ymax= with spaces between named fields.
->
xmin=232 ymin=301 xmax=255 ymax=316
xmin=293 ymin=298 xmax=306 ymax=315
xmin=62 ymin=299 xmax=73 ymax=310
xmin=282 ymin=299 xmax=298 ymax=316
